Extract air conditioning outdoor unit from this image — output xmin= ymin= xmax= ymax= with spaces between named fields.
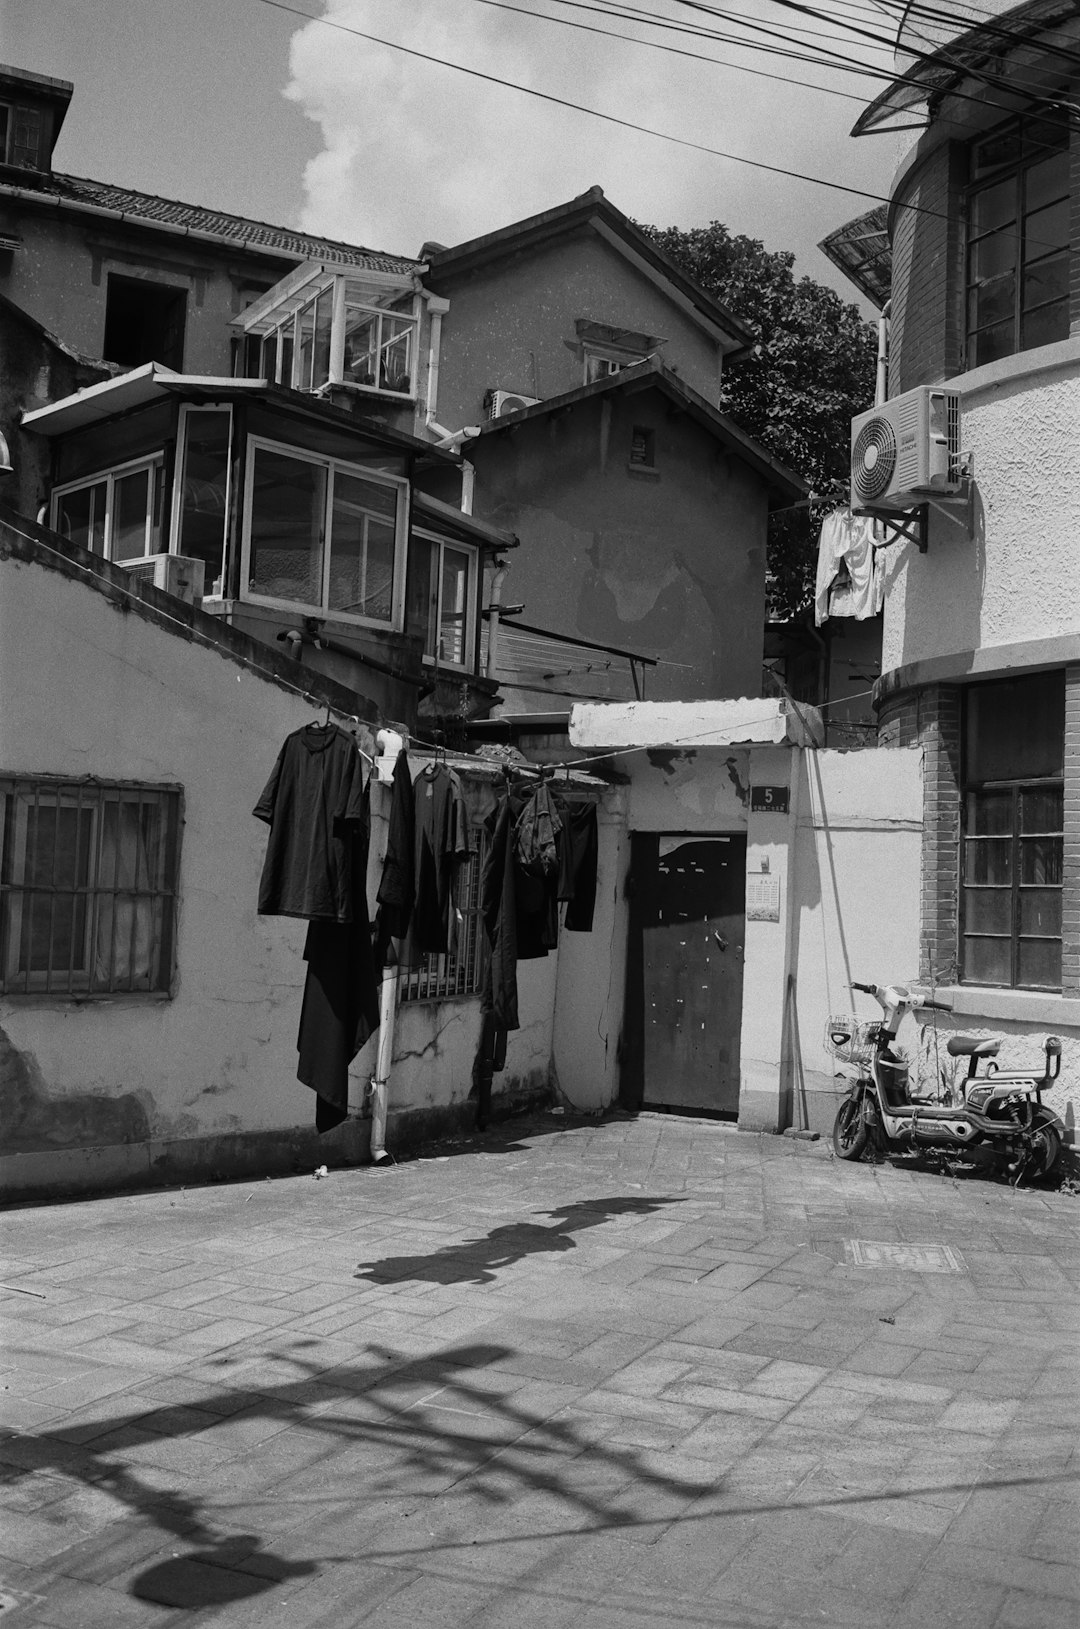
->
xmin=489 ymin=389 xmax=540 ymax=419
xmin=123 ymin=553 xmax=205 ymax=605
xmin=850 ymin=385 xmax=962 ymax=510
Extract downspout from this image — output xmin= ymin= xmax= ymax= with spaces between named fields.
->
xmin=486 ymin=559 xmax=510 ymax=680
xmin=460 ymin=459 xmax=475 ymax=515
xmin=423 ymin=295 xmax=450 ymax=429
xmin=875 ymin=299 xmax=891 ymax=408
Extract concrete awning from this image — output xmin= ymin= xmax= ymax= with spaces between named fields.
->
xmin=569 ymin=697 xmax=822 ymax=750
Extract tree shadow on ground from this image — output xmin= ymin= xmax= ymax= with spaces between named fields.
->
xmin=354 ymin=1194 xmax=686 ymax=1287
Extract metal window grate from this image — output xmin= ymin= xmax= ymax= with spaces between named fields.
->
xmin=399 ymin=828 xmax=488 ymax=1002
xmin=0 ymin=777 xmax=182 ymax=996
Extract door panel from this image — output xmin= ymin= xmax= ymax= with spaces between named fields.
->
xmin=635 ymin=833 xmax=746 ymax=1115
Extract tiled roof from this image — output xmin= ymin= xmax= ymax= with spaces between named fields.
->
xmin=6 ymin=168 xmax=421 ymax=273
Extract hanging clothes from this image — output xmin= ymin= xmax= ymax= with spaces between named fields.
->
xmin=296 ymin=805 xmax=380 ymax=1133
xmin=253 ymin=724 xmax=367 ymax=921
xmin=373 ymin=747 xmax=415 ymax=965
xmin=412 ymin=762 xmax=470 ymax=955
xmin=480 ymin=789 xmax=519 ymax=1032
xmin=557 ymin=801 xmax=598 ymax=932
xmin=512 ymin=782 xmax=562 ymax=958
xmin=814 ymin=509 xmax=884 ymax=626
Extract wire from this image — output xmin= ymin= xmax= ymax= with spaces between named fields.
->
xmin=468 ymin=0 xmax=869 ymax=104
xmin=249 ymin=0 xmax=1057 ymax=223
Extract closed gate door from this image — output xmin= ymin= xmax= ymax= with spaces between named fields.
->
xmin=630 ymin=833 xmax=746 ymax=1116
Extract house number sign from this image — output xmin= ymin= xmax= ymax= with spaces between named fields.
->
xmin=750 ymin=785 xmax=789 ymax=814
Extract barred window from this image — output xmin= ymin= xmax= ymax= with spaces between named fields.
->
xmin=0 ymin=778 xmax=182 ymax=996
xmin=399 ymin=828 xmax=487 ymax=1002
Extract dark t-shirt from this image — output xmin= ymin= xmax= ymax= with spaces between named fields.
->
xmin=412 ymin=763 xmax=470 ymax=954
xmin=253 ymin=725 xmax=367 ymax=921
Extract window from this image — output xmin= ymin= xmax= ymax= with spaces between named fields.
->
xmin=52 ymin=457 xmax=165 ymax=563
xmin=399 ymin=830 xmax=487 ymax=1001
xmin=584 ymin=349 xmax=644 ymax=385
xmin=237 ymin=278 xmax=418 ymax=398
xmin=103 ymin=275 xmax=187 ymax=371
xmin=0 ymin=102 xmax=43 ymax=168
xmin=0 ymin=778 xmax=182 ymax=996
xmin=961 ymin=671 xmax=1064 ymax=990
xmin=342 ymin=302 xmax=415 ymax=395
xmin=629 ymin=426 xmax=656 ymax=468
xmin=174 ymin=406 xmax=232 ymax=596
xmin=243 ymin=439 xmax=406 ymax=626
xmin=966 ymin=110 xmax=1071 ymax=368
xmin=407 ymin=529 xmax=478 ymax=669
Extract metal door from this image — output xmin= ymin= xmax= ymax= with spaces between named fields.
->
xmin=629 ymin=833 xmax=746 ymax=1115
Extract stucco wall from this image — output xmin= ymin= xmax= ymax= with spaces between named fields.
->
xmin=431 ymin=233 xmax=721 ymax=427
xmin=881 ymin=345 xmax=1080 ymax=676
xmin=0 ymin=545 xmax=552 ymax=1194
xmin=470 ymin=393 xmax=769 ymax=706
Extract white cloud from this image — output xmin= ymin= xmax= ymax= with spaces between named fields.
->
xmin=283 ymin=0 xmax=898 ymax=292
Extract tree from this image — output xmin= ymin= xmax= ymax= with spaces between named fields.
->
xmin=640 ymin=220 xmax=877 ymax=621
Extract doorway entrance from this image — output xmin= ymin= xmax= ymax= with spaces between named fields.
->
xmin=623 ymin=833 xmax=746 ymax=1116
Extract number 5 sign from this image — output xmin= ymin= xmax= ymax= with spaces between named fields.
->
xmin=750 ymin=785 xmax=789 ymax=814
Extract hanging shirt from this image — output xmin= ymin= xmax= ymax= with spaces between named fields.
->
xmin=557 ymin=801 xmax=599 ymax=932
xmin=253 ymin=724 xmax=367 ymax=921
xmin=412 ymin=763 xmax=470 ymax=955
xmin=374 ymin=748 xmax=415 ymax=962
xmin=814 ymin=509 xmax=884 ymax=626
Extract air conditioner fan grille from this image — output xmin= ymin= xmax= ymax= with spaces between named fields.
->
xmin=852 ymin=417 xmax=897 ymax=502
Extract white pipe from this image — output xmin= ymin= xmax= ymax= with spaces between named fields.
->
xmin=460 ymin=460 xmax=475 ymax=516
xmin=486 ymin=561 xmax=510 ymax=680
xmin=875 ymin=299 xmax=891 ymax=408
xmin=369 ymin=963 xmax=399 ymax=1162
xmin=424 ymin=304 xmax=446 ymax=426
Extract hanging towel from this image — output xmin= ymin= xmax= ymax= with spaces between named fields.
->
xmin=814 ymin=509 xmax=884 ymax=626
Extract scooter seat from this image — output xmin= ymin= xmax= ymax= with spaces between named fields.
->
xmin=946 ymin=1035 xmax=1001 ymax=1058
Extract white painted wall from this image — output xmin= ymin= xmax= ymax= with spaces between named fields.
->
xmin=552 ymin=795 xmax=628 ymax=1112
xmin=882 ymin=342 xmax=1080 ymax=672
xmin=0 ymin=551 xmax=553 ymax=1183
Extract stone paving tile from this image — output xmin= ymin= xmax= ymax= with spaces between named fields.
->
xmin=1 ymin=1116 xmax=1078 ymax=1627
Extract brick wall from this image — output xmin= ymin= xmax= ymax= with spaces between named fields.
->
xmin=1063 ymin=665 xmax=1080 ymax=996
xmin=889 ymin=144 xmax=965 ymax=395
xmin=1071 ymin=100 xmax=1080 ymax=338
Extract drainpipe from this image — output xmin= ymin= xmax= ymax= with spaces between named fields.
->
xmin=875 ymin=299 xmax=891 ymax=408
xmin=486 ymin=559 xmax=510 ymax=680
xmin=460 ymin=459 xmax=475 ymax=515
xmin=423 ymin=296 xmax=450 ymax=429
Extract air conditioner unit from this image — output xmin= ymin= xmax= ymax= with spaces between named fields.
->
xmin=850 ymin=385 xmax=962 ymax=510
xmin=489 ymin=389 xmax=540 ymax=419
xmin=122 ymin=553 xmax=205 ymax=605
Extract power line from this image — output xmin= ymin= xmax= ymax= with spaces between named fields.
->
xmin=469 ymin=0 xmax=870 ymax=104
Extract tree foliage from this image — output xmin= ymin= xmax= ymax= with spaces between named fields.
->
xmin=641 ymin=220 xmax=877 ymax=620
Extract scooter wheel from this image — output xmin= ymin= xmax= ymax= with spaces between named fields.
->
xmin=832 ymin=1097 xmax=869 ymax=1162
xmin=1029 ymin=1119 xmax=1062 ymax=1179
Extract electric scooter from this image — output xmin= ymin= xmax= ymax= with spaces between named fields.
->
xmin=829 ymin=981 xmax=1063 ymax=1185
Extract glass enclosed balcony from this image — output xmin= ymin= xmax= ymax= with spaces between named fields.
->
xmin=234 ymin=261 xmax=421 ymax=400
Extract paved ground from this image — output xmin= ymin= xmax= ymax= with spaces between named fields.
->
xmin=1 ymin=1113 xmax=1078 ymax=1629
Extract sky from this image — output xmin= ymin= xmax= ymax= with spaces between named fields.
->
xmin=0 ymin=0 xmax=909 ymax=310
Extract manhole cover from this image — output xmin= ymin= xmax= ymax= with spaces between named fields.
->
xmin=846 ymin=1240 xmax=965 ymax=1273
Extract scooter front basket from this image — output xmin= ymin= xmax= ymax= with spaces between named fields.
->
xmin=825 ymin=1016 xmax=879 ymax=1066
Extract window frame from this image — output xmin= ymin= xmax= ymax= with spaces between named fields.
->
xmin=240 ymin=433 xmax=409 ymax=630
xmin=410 ymin=526 xmax=479 ymax=673
xmin=583 ymin=345 xmax=645 ymax=386
xmin=964 ymin=109 xmax=1071 ymax=369
xmin=244 ymin=291 xmax=419 ymax=402
xmin=0 ymin=776 xmax=183 ymax=999
xmin=51 ymin=453 xmax=165 ymax=565
xmin=171 ymin=403 xmax=234 ymax=599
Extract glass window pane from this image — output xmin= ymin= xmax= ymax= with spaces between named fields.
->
xmin=1018 ymin=889 xmax=1061 ymax=937
xmin=313 ymin=290 xmax=333 ymax=387
xmin=438 ymin=546 xmax=470 ymax=665
xmin=111 ymin=467 xmax=151 ymax=562
xmin=1017 ymin=938 xmax=1061 ymax=990
xmin=279 ymin=327 xmax=293 ymax=387
xmin=971 ymin=176 xmax=1017 ymax=237
xmin=406 ymin=534 xmax=439 ymax=654
xmin=1021 ymin=297 xmax=1070 ymax=353
xmin=56 ymin=483 xmax=106 ymax=554
xmin=969 ymin=320 xmax=1014 ymax=367
xmin=344 ymin=308 xmax=379 ymax=386
xmin=248 ymin=448 xmax=325 ymax=605
xmin=296 ymin=300 xmax=316 ymax=391
xmin=970 ymin=229 xmax=1016 ymax=284
xmin=1024 ymin=151 xmax=1069 ymax=216
xmin=1020 ymin=836 xmax=1063 ymax=886
xmin=964 ymin=839 xmax=1011 ymax=885
xmin=327 ymin=472 xmax=397 ymax=621
xmin=20 ymin=802 xmax=92 ymax=976
xmin=380 ymin=315 xmax=413 ymax=394
xmin=963 ymin=889 xmax=1011 ymax=935
xmin=966 ymin=790 xmax=1012 ymax=835
xmin=177 ymin=410 xmax=231 ymax=594
xmin=965 ymin=672 xmax=1064 ymax=782
xmin=972 ymin=272 xmax=1015 ymax=330
xmin=972 ymin=123 xmax=1021 ymax=177
xmin=963 ymin=936 xmax=1011 ymax=985
xmin=1022 ymin=112 xmax=1068 ymax=160
xmin=1020 ymin=787 xmax=1062 ymax=833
